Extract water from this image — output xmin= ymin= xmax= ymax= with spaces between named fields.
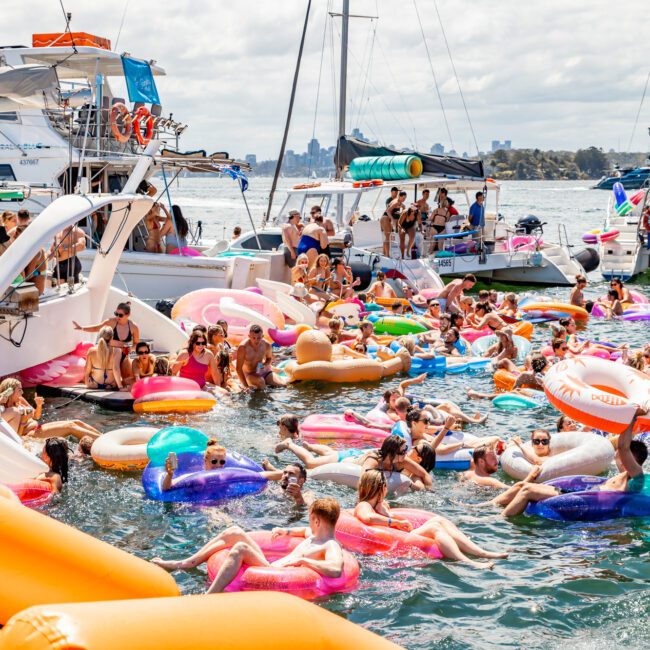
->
xmin=41 ymin=180 xmax=650 ymax=649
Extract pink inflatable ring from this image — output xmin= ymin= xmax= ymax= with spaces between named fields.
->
xmin=206 ymin=531 xmax=359 ymax=599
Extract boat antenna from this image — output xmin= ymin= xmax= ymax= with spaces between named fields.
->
xmin=627 ymin=70 xmax=650 ymax=153
xmin=114 ymin=0 xmax=132 ymax=51
xmin=263 ymin=0 xmax=313 ymax=228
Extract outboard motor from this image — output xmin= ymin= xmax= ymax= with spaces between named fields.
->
xmin=516 ymin=215 xmax=545 ymax=235
xmin=348 ymin=261 xmax=372 ymax=291
xmin=574 ymin=247 xmax=600 ymax=273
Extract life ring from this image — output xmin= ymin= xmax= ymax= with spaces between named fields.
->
xmin=133 ymin=106 xmax=154 ymax=146
xmin=352 ymin=180 xmax=374 ymax=188
xmin=110 ymin=102 xmax=133 ymax=143
xmin=335 ymin=508 xmax=443 ymax=558
xmin=544 ymin=357 xmax=650 ymax=434
xmin=291 ymin=182 xmax=321 ymax=190
xmin=91 ymin=426 xmax=160 ymax=471
xmin=308 ymin=463 xmax=412 ymax=496
xmin=500 ymin=432 xmax=614 ymax=482
xmin=206 ymin=531 xmax=359 ymax=599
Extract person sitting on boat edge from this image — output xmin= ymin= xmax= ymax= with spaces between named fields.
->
xmin=296 ymin=213 xmax=329 ymax=268
xmin=355 ymin=469 xmax=506 ymax=568
xmin=85 ymin=326 xmax=118 ymax=389
xmin=161 ymin=205 xmax=190 ymax=254
xmin=152 ymin=497 xmax=344 ymax=594
xmin=497 ymin=409 xmax=648 ymax=517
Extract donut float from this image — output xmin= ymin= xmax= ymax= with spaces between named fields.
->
xmin=91 ymin=426 xmax=160 ymax=471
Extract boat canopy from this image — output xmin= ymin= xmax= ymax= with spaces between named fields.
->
xmin=0 ymin=64 xmax=59 ymax=108
xmin=335 ymin=135 xmax=485 ymax=180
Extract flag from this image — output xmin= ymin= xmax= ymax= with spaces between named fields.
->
xmin=220 ymin=165 xmax=249 ymax=192
xmin=121 ymin=57 xmax=160 ymax=105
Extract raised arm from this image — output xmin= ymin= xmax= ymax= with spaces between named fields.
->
xmin=617 ymin=409 xmax=646 ymax=477
xmin=427 ymin=415 xmax=456 ymax=451
xmin=72 ymin=317 xmax=113 ymax=333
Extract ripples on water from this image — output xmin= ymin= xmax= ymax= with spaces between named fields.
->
xmin=41 ymin=181 xmax=650 ymax=649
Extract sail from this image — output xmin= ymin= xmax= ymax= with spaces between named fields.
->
xmin=335 ymin=136 xmax=484 ymax=179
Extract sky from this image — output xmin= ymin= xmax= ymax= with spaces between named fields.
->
xmin=4 ymin=0 xmax=650 ymax=159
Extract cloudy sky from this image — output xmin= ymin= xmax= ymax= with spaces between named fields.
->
xmin=5 ymin=0 xmax=650 ymax=159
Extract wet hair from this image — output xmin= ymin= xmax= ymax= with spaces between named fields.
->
xmin=630 ymin=440 xmax=648 ymax=466
xmin=277 ymin=414 xmax=299 ymax=434
xmin=310 ymin=497 xmax=340 ymax=526
xmin=472 ymin=445 xmax=490 ymax=465
xmin=153 ymin=356 xmax=171 ymax=376
xmin=115 ymin=301 xmax=131 ymax=315
xmin=394 ymin=397 xmax=411 ymax=414
xmin=378 ymin=435 xmax=409 ymax=461
xmin=44 ymin=437 xmax=69 ymax=483
xmin=450 ymin=313 xmax=464 ymax=329
xmin=531 ymin=354 xmax=549 ymax=373
xmin=287 ymin=462 xmax=307 ymax=480
xmin=249 ymin=324 xmax=263 ymax=335
xmin=187 ymin=330 xmax=208 ymax=353
xmin=171 ymin=205 xmax=189 ymax=238
xmin=78 ymin=435 xmax=94 ymax=455
xmin=447 ymin=327 xmax=460 ymax=342
xmin=357 ymin=469 xmax=387 ymax=503
xmin=607 ymin=289 xmax=619 ymax=300
xmin=463 ymin=274 xmax=477 ymax=283
xmin=413 ymin=442 xmax=436 ymax=472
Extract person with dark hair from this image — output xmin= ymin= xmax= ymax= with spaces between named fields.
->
xmin=162 ymin=205 xmax=190 ymax=254
xmin=462 ymin=446 xmax=508 ymax=489
xmin=236 ymin=324 xmax=285 ymax=389
xmin=398 ymin=206 xmax=421 ymax=258
xmin=144 ymin=202 xmax=170 ymax=253
xmin=152 ymin=497 xmax=344 ymax=593
xmin=172 ymin=330 xmax=220 ymax=390
xmin=469 ymin=191 xmax=485 ymax=230
xmin=595 ymin=289 xmax=624 ymax=319
xmin=50 ymin=223 xmax=86 ymax=286
xmin=354 ymin=470 xmax=506 ymax=568
xmin=73 ymin=301 xmax=140 ymax=390
xmin=131 ymin=341 xmax=155 ymax=383
xmin=436 ymin=274 xmax=476 ymax=313
xmin=37 ymin=437 xmax=70 ymax=492
xmin=433 ymin=327 xmax=462 ymax=356
xmin=415 ymin=188 xmax=431 ymax=224
xmin=368 ymin=270 xmax=396 ymax=300
xmin=609 ymin=276 xmax=631 ymax=304
xmin=499 ymin=409 xmax=648 ymax=517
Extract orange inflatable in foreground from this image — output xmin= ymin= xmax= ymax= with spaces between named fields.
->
xmin=544 ymin=357 xmax=650 ymax=434
xmin=0 ymin=592 xmax=403 ymax=650
xmin=0 ymin=496 xmax=179 ymax=624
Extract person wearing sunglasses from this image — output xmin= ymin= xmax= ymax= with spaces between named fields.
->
xmin=354 ymin=470 xmax=506 ymax=569
xmin=73 ymin=301 xmax=140 ymax=391
xmin=609 ymin=276 xmax=631 ymax=305
xmin=172 ymin=331 xmax=220 ymax=390
xmin=131 ymin=342 xmax=156 ymax=384
xmin=511 ymin=429 xmax=552 ymax=467
xmin=163 ymin=439 xmax=227 ymax=491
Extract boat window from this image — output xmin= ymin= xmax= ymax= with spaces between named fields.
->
xmin=238 ymin=233 xmax=283 ymax=251
xmin=0 ymin=112 xmax=18 ymax=122
xmin=0 ymin=164 xmax=16 ymax=181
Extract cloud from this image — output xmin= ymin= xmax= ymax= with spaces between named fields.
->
xmin=5 ymin=0 xmax=649 ymax=159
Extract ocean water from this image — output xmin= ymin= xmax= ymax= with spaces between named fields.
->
xmin=41 ymin=180 xmax=650 ymax=649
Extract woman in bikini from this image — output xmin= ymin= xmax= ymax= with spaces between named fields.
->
xmin=131 ymin=341 xmax=156 ymax=384
xmin=73 ymin=301 xmax=139 ymax=390
xmin=354 ymin=470 xmax=506 ymax=568
xmin=144 ymin=202 xmax=169 ymax=253
xmin=37 ymin=437 xmax=70 ymax=493
xmin=172 ymin=330 xmax=220 ymax=390
xmin=85 ymin=326 xmax=118 ymax=389
xmin=398 ymin=206 xmax=420 ymax=259
xmin=0 ymin=378 xmax=101 ymax=440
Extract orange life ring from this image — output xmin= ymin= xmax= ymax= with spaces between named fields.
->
xmin=292 ymin=182 xmax=321 ymax=190
xmin=133 ymin=106 xmax=154 ymax=146
xmin=352 ymin=180 xmax=374 ymax=188
xmin=110 ymin=103 xmax=133 ymax=143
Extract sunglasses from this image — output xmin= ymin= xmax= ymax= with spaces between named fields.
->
xmin=532 ymin=439 xmax=550 ymax=446
xmin=137 ymin=350 xmax=149 ymax=355
xmin=114 ymin=312 xmax=126 ymax=318
xmin=195 ymin=340 xmax=207 ymax=346
xmin=210 ymin=458 xmax=226 ymax=466
xmin=419 ymin=418 xmax=431 ymax=424
xmin=398 ymin=447 xmax=408 ymax=455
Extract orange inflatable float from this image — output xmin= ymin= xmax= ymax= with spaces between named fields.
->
xmin=492 ymin=368 xmax=536 ymax=392
xmin=544 ymin=357 xmax=650 ymax=434
xmin=284 ymin=330 xmax=411 ymax=383
xmin=0 ymin=496 xmax=178 ymax=624
xmin=511 ymin=320 xmax=533 ymax=340
xmin=0 ymin=592 xmax=403 ymax=650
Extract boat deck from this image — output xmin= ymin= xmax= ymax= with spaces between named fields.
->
xmin=38 ymin=384 xmax=134 ymax=411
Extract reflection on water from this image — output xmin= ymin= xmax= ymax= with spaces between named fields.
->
xmin=40 ymin=181 xmax=650 ymax=649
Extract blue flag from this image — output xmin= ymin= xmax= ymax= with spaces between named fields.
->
xmin=121 ymin=57 xmax=160 ymax=105
xmin=220 ymin=165 xmax=249 ymax=192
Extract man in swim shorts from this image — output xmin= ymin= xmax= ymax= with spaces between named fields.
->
xmin=499 ymin=409 xmax=648 ymax=517
xmin=461 ymin=446 xmax=509 ymax=489
xmin=152 ymin=497 xmax=344 ymax=594
xmin=436 ymin=274 xmax=476 ymax=313
xmin=236 ymin=324 xmax=286 ymax=390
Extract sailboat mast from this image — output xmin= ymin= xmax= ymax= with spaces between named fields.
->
xmin=336 ymin=0 xmax=349 ymax=181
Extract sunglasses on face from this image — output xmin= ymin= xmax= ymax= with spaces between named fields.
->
xmin=532 ymin=438 xmax=550 ymax=446
xmin=114 ymin=312 xmax=126 ymax=318
xmin=398 ymin=447 xmax=408 ymax=455
xmin=137 ymin=350 xmax=149 ymax=355
xmin=419 ymin=418 xmax=431 ymax=424
xmin=210 ymin=458 xmax=226 ymax=466
xmin=195 ymin=340 xmax=206 ymax=346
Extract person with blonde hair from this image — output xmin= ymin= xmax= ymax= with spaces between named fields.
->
xmin=84 ymin=326 xmax=117 ymax=389
xmin=0 ymin=378 xmax=101 ymax=440
xmin=354 ymin=470 xmax=506 ymax=569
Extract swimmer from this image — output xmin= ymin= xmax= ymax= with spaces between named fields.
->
xmin=461 ymin=445 xmax=509 ymax=489
xmin=355 ymin=470 xmax=506 ymax=569
xmin=36 ymin=437 xmax=69 ymax=493
xmin=152 ymin=497 xmax=344 ymax=594
xmin=236 ymin=324 xmax=286 ymax=390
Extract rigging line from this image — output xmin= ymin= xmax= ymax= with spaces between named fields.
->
xmin=349 ymin=17 xmax=374 ymax=128
xmin=114 ymin=0 xmax=131 ymax=51
xmin=353 ymin=18 xmax=377 ymax=130
xmin=52 ymin=0 xmax=78 ymax=69
xmin=627 ymin=70 xmax=650 ymax=153
xmin=433 ymin=0 xmax=479 ymax=155
xmin=307 ymin=0 xmax=331 ymax=179
xmin=412 ymin=0 xmax=454 ymax=151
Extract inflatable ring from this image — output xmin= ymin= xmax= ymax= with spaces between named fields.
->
xmin=91 ymin=426 xmax=160 ymax=471
xmin=132 ymin=106 xmax=154 ymax=145
xmin=543 ymin=357 xmax=650 ymax=434
xmin=206 ymin=530 xmax=359 ymax=599
xmin=133 ymin=391 xmax=217 ymax=414
xmin=500 ymin=431 xmax=614 ymax=481
xmin=493 ymin=392 xmax=542 ymax=410
xmin=520 ymin=302 xmax=588 ymax=322
xmin=300 ymin=414 xmax=388 ymax=446
xmin=7 ymin=479 xmax=54 ymax=508
xmin=110 ymin=102 xmax=133 ymax=143
xmin=335 ymin=508 xmax=443 ymax=558
xmin=309 ymin=463 xmax=412 ymax=495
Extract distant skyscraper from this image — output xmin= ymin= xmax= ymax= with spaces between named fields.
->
xmin=307 ymin=138 xmax=320 ymax=158
xmin=430 ymin=143 xmax=445 ymax=155
xmin=351 ymin=127 xmax=369 ymax=142
xmin=491 ymin=140 xmax=512 ymax=152
xmin=245 ymin=154 xmax=257 ymax=166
